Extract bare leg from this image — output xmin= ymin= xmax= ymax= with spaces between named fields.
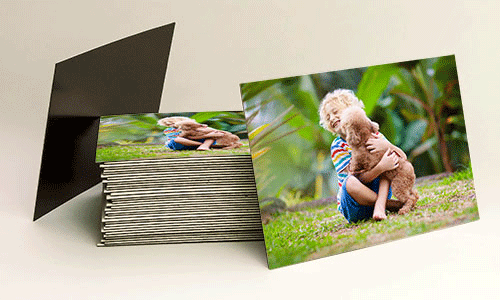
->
xmin=345 ymin=176 xmax=403 ymax=211
xmin=174 ymin=137 xmax=203 ymax=147
xmin=372 ymin=177 xmax=390 ymax=221
xmin=196 ymin=139 xmax=215 ymax=151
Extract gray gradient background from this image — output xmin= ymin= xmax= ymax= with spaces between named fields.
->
xmin=1 ymin=1 xmax=498 ymax=299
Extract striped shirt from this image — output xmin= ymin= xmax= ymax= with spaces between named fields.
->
xmin=331 ymin=132 xmax=384 ymax=209
xmin=163 ymin=127 xmax=180 ymax=141
xmin=331 ymin=136 xmax=351 ymax=208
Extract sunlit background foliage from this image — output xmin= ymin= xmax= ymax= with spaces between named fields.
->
xmin=97 ymin=111 xmax=248 ymax=146
xmin=240 ymin=55 xmax=470 ymax=206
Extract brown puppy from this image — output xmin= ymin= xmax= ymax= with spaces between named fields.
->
xmin=339 ymin=106 xmax=419 ymax=214
xmin=175 ymin=120 xmax=243 ymax=150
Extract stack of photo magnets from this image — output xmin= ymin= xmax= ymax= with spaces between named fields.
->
xmin=98 ymin=155 xmax=263 ymax=246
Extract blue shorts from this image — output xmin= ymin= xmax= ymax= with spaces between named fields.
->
xmin=338 ymin=176 xmax=392 ymax=223
xmin=166 ymin=138 xmax=215 ymax=150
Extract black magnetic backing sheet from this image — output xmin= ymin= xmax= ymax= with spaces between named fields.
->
xmin=34 ymin=23 xmax=175 ymax=220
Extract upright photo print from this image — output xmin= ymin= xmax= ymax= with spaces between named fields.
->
xmin=240 ymin=55 xmax=479 ymax=269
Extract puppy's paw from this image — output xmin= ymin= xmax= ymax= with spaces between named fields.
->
xmin=398 ymin=207 xmax=410 ymax=215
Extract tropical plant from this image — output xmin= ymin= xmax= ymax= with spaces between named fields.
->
xmin=240 ymin=70 xmax=364 ymax=204
xmin=98 ymin=113 xmax=165 ymax=145
xmin=361 ymin=55 xmax=469 ymax=176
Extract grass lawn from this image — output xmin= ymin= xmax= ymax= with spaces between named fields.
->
xmin=96 ymin=139 xmax=250 ymax=162
xmin=263 ymin=167 xmax=479 ymax=269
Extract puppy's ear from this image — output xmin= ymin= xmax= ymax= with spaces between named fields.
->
xmin=370 ymin=121 xmax=379 ymax=133
xmin=346 ymin=126 xmax=362 ymax=147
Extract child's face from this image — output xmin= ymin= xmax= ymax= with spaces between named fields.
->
xmin=330 ymin=107 xmax=345 ymax=136
xmin=328 ymin=102 xmax=364 ymax=138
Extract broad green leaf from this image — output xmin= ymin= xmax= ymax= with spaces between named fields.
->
xmin=412 ymin=65 xmax=435 ymax=107
xmin=240 ymin=79 xmax=281 ymax=102
xmin=390 ymin=110 xmax=404 ymax=146
xmin=379 ymin=109 xmax=396 ymax=143
xmin=228 ymin=124 xmax=248 ymax=134
xmin=401 ymin=119 xmax=428 ymax=152
xmin=190 ymin=111 xmax=225 ymax=123
xmin=279 ymin=76 xmax=321 ymax=125
xmin=356 ymin=64 xmax=399 ymax=115
xmin=284 ymin=106 xmax=315 ymax=142
xmin=392 ymin=68 xmax=416 ymax=95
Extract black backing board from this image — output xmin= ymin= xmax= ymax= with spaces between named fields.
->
xmin=34 ymin=23 xmax=175 ymax=220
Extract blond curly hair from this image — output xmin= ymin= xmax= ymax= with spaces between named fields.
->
xmin=157 ymin=116 xmax=193 ymax=127
xmin=318 ymin=89 xmax=365 ymax=133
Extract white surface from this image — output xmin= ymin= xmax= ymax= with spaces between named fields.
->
xmin=1 ymin=1 xmax=499 ymax=299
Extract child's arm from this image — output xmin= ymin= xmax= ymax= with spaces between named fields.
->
xmin=366 ymin=133 xmax=407 ymax=160
xmin=355 ymin=149 xmax=399 ymax=184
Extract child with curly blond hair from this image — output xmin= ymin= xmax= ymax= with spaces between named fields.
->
xmin=319 ymin=89 xmax=406 ymax=222
xmin=157 ymin=116 xmax=218 ymax=151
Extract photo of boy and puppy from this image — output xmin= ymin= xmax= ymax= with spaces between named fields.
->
xmin=240 ymin=55 xmax=479 ymax=269
xmin=96 ymin=111 xmax=249 ymax=163
xmin=321 ymin=90 xmax=419 ymax=223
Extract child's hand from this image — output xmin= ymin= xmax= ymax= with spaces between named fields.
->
xmin=366 ymin=133 xmax=390 ymax=153
xmin=377 ymin=149 xmax=399 ymax=172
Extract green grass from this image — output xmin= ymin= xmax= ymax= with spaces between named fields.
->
xmin=263 ymin=167 xmax=479 ymax=269
xmin=96 ymin=140 xmax=250 ymax=162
